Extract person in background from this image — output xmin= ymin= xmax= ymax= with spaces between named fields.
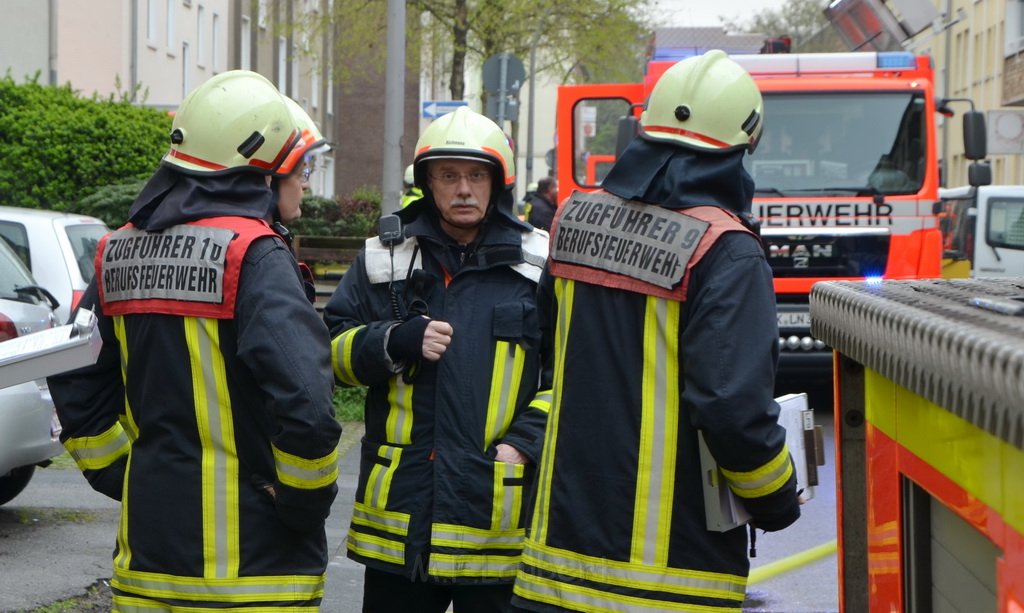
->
xmin=524 ymin=177 xmax=557 ymax=231
xmin=46 ymin=70 xmax=342 ymax=611
xmin=323 ymin=106 xmax=550 ymax=612
xmin=512 ymin=50 xmax=801 ymax=613
xmin=401 ymin=163 xmax=424 ymax=208
xmin=272 ymin=96 xmax=332 ymax=303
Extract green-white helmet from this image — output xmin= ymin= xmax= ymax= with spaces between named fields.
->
xmin=640 ymin=50 xmax=763 ymax=153
xmin=413 ymin=106 xmax=515 ymax=190
xmin=403 ymin=164 xmax=415 ymax=187
xmin=164 ymin=70 xmax=300 ymax=175
xmin=276 ymin=96 xmax=331 ymax=178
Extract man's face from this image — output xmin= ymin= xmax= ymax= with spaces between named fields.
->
xmin=427 ymin=159 xmax=493 ymax=232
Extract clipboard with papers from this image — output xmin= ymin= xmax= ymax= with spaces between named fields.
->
xmin=0 ymin=308 xmax=102 ymax=389
xmin=699 ymin=392 xmax=824 ymax=532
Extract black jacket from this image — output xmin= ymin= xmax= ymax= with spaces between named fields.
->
xmin=323 ymin=199 xmax=551 ymax=583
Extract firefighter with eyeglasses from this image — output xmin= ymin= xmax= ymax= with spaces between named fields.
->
xmin=47 ymin=70 xmax=341 ymax=611
xmin=324 ymin=106 xmax=550 ymax=612
xmin=512 ymin=50 xmax=802 ymax=613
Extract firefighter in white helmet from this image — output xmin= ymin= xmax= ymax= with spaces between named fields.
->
xmin=324 ymin=106 xmax=550 ymax=611
xmin=513 ymin=50 xmax=801 ymax=612
xmin=48 ymin=70 xmax=341 ymax=611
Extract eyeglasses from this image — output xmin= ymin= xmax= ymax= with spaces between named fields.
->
xmin=299 ymin=166 xmax=314 ymax=181
xmin=430 ymin=170 xmax=491 ymax=186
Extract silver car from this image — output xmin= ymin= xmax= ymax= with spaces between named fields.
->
xmin=0 ymin=239 xmax=63 ymax=506
xmin=0 ymin=206 xmax=110 ymax=324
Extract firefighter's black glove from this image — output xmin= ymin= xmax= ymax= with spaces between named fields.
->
xmin=387 ymin=316 xmax=431 ymax=362
xmin=747 ymin=494 xmax=801 ymax=532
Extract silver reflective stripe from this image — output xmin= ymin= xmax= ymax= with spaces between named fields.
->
xmin=189 ymin=317 xmax=236 ymax=579
xmin=485 ymin=341 xmax=521 ymax=449
xmin=386 ymin=376 xmax=413 ymax=444
xmin=346 ymin=527 xmax=405 ymax=564
xmin=65 ymin=426 xmax=130 ymax=469
xmin=429 ymin=553 xmax=519 ymax=577
xmin=112 ymin=569 xmax=324 ymax=600
xmin=273 ymin=446 xmax=338 ymax=489
xmin=633 ymin=297 xmax=680 ymax=566
xmin=431 ymin=524 xmax=525 ymax=549
xmin=722 ymin=446 xmax=792 ymax=497
xmin=351 ymin=502 xmax=410 ymax=535
xmin=532 ymin=278 xmax=574 ymax=544
xmin=366 ymin=445 xmax=401 ymax=508
xmin=521 ymin=541 xmax=746 ymax=600
xmin=494 ymin=462 xmax=522 ymax=531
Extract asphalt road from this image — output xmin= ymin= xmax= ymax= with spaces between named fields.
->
xmin=0 ymin=415 xmax=839 ymax=613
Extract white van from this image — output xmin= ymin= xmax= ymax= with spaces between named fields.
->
xmin=938 ymin=185 xmax=1024 ymax=278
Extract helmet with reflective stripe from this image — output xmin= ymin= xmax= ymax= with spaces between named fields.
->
xmin=413 ymin=106 xmax=515 ymax=190
xmin=163 ymin=70 xmax=300 ymax=175
xmin=640 ymin=50 xmax=763 ymax=153
xmin=276 ymin=96 xmax=331 ymax=177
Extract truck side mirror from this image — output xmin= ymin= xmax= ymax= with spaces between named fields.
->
xmin=615 ymin=116 xmax=639 ymax=158
xmin=963 ymin=110 xmax=987 ymax=160
xmin=968 ymin=162 xmax=992 ymax=187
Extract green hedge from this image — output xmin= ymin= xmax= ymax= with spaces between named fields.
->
xmin=0 ymin=75 xmax=170 ymax=212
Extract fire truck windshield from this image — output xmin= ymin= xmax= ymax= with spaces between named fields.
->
xmin=746 ymin=92 xmax=926 ymax=197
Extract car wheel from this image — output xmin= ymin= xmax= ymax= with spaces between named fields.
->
xmin=0 ymin=465 xmax=35 ymax=506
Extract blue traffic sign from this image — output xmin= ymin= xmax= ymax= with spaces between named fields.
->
xmin=422 ymin=100 xmax=469 ymax=119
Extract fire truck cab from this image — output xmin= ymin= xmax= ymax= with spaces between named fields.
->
xmin=556 ymin=51 xmax=986 ymax=393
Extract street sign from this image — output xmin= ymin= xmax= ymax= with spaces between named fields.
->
xmin=422 ymin=100 xmax=468 ymax=120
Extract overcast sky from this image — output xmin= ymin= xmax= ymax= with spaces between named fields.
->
xmin=655 ymin=0 xmax=790 ymax=28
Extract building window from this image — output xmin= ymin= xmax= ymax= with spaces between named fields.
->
xmin=166 ymin=0 xmax=176 ymax=53
xmin=291 ymin=43 xmax=300 ymax=98
xmin=196 ymin=5 xmax=206 ymax=67
xmin=277 ymin=36 xmax=287 ymax=91
xmin=146 ymin=0 xmax=157 ymax=45
xmin=182 ymin=41 xmax=190 ymax=96
xmin=258 ymin=0 xmax=268 ymax=29
xmin=211 ymin=12 xmax=220 ymax=72
xmin=240 ymin=16 xmax=251 ymax=71
xmin=326 ymin=70 xmax=333 ymax=116
xmin=1008 ymin=0 xmax=1024 ymax=56
xmin=311 ymin=63 xmax=319 ymax=109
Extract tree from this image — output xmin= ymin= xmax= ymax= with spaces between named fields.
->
xmin=417 ymin=0 xmax=652 ymax=99
xmin=723 ymin=0 xmax=842 ymax=53
xmin=0 ymin=75 xmax=170 ymax=212
xmin=302 ymin=0 xmax=652 ymax=99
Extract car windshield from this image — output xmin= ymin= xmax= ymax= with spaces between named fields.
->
xmin=65 ymin=224 xmax=108 ymax=283
xmin=745 ymin=91 xmax=926 ymax=196
xmin=0 ymin=241 xmax=38 ymax=302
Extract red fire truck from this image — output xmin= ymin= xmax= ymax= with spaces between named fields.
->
xmin=555 ymin=51 xmax=985 ymax=391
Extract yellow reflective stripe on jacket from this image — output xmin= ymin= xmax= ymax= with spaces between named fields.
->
xmin=112 ymin=315 xmax=139 ymax=441
xmin=272 ymin=445 xmax=338 ymax=490
xmin=351 ymin=501 xmax=410 ymax=536
xmin=517 ymin=540 xmax=747 ymax=608
xmin=484 ymin=340 xmax=526 ymax=449
xmin=721 ymin=444 xmax=794 ymax=499
xmin=113 ymin=593 xmax=320 ymax=612
xmin=532 ymin=277 xmax=574 ymax=545
xmin=111 ymin=567 xmax=325 ymax=604
xmin=331 ymin=325 xmax=364 ymax=386
xmin=492 ymin=461 xmax=525 ymax=531
xmin=431 ymin=523 xmax=526 ymax=549
xmin=632 ymin=296 xmax=680 ymax=567
xmin=63 ymin=422 xmax=131 ymax=471
xmin=529 ymin=389 xmax=552 ymax=414
xmin=348 ymin=502 xmax=409 ymax=565
xmin=385 ymin=376 xmax=413 ymax=445
xmin=429 ymin=552 xmax=520 ymax=579
xmin=185 ymin=317 xmax=241 ymax=579
xmin=364 ymin=445 xmax=402 ymax=508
